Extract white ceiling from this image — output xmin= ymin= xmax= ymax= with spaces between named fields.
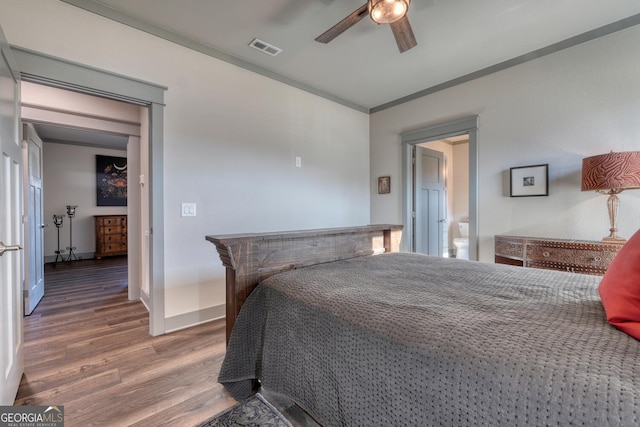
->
xmin=62 ymin=0 xmax=640 ymax=112
xmin=32 ymin=122 xmax=129 ymax=150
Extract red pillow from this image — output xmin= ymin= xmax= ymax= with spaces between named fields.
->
xmin=598 ymin=229 xmax=640 ymax=340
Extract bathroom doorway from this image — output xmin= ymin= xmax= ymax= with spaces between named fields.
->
xmin=401 ymin=116 xmax=478 ymax=260
xmin=418 ymin=136 xmax=470 ymax=258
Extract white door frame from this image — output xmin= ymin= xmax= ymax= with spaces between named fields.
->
xmin=0 ymin=26 xmax=23 ymax=405
xmin=401 ymin=116 xmax=479 ymax=261
xmin=12 ymin=47 xmax=168 ymax=336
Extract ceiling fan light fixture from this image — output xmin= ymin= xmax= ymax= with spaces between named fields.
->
xmin=369 ymin=0 xmax=409 ymax=24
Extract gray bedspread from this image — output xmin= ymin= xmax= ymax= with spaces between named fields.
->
xmin=219 ymin=253 xmax=640 ymax=426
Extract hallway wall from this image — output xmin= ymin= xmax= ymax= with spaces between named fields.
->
xmin=42 ymin=142 xmax=127 ymax=261
xmin=21 ymin=81 xmax=142 ymax=262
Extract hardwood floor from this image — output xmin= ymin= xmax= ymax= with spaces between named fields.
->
xmin=15 ymin=257 xmax=236 ymax=426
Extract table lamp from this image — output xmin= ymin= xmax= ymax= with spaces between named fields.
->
xmin=581 ymin=151 xmax=640 ymax=242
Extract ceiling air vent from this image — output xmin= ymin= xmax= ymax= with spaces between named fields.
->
xmin=249 ymin=38 xmax=282 ymax=57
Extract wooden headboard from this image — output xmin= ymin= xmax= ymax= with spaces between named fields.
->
xmin=206 ymin=224 xmax=403 ymax=342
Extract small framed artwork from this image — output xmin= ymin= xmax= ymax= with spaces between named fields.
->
xmin=510 ymin=164 xmax=548 ymax=197
xmin=378 ymin=176 xmax=390 ymax=194
xmin=96 ymin=155 xmax=128 ymax=206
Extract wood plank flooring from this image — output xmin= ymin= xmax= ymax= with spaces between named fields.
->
xmin=15 ymin=257 xmax=236 ymax=427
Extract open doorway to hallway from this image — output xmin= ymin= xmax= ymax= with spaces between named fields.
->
xmin=20 ymin=81 xmax=150 ymax=317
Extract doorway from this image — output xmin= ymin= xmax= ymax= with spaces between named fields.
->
xmin=21 ymin=81 xmax=146 ymax=306
xmin=417 ymin=135 xmax=470 ymax=258
xmin=401 ymin=116 xmax=478 ymax=260
xmin=13 ymin=46 xmax=166 ymax=335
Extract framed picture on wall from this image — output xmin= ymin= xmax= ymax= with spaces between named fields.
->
xmin=96 ymin=155 xmax=128 ymax=206
xmin=378 ymin=176 xmax=391 ymax=194
xmin=510 ymin=164 xmax=548 ymax=197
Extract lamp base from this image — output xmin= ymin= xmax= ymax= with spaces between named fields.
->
xmin=601 ymin=193 xmax=626 ymax=244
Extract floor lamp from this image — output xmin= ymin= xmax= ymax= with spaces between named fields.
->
xmin=53 ymin=214 xmax=65 ymax=263
xmin=581 ymin=151 xmax=640 ymax=242
xmin=66 ymin=205 xmax=80 ymax=261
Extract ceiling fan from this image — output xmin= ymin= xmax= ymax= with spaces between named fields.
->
xmin=315 ymin=0 xmax=417 ymax=53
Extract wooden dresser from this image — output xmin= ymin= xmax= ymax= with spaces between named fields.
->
xmin=494 ymin=235 xmax=623 ymax=276
xmin=94 ymin=215 xmax=127 ymax=259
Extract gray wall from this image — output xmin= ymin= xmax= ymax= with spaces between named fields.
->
xmin=1 ymin=0 xmax=370 ymax=321
xmin=370 ymin=25 xmax=640 ymax=262
xmin=42 ymin=143 xmax=127 ymax=261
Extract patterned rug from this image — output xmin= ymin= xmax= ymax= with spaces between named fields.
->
xmin=196 ymin=393 xmax=293 ymax=427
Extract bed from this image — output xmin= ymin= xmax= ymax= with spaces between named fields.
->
xmin=206 ymin=225 xmax=640 ymax=427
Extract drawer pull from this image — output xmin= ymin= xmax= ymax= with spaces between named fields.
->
xmin=542 ymin=251 xmax=550 ymax=257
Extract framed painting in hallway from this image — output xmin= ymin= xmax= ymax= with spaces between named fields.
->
xmin=96 ymin=155 xmax=128 ymax=206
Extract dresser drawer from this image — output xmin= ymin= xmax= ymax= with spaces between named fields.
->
xmin=102 ymin=243 xmax=127 ymax=252
xmin=526 ymin=260 xmax=608 ymax=275
xmin=99 ymin=225 xmax=126 ymax=235
xmin=526 ymin=245 xmax=617 ymax=269
xmin=96 ymin=216 xmax=126 ymax=227
xmin=101 ymin=233 xmax=126 ymax=244
xmin=495 ymin=238 xmax=524 ymax=260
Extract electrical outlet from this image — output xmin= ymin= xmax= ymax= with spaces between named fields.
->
xmin=181 ymin=203 xmax=196 ymax=217
xmin=295 ymin=156 xmax=302 ymax=168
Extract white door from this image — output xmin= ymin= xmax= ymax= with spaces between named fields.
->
xmin=414 ymin=146 xmax=445 ymax=256
xmin=0 ymin=26 xmax=24 ymax=405
xmin=24 ymin=123 xmax=44 ymax=315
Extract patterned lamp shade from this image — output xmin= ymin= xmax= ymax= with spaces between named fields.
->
xmin=581 ymin=151 xmax=640 ymax=242
xmin=581 ymin=151 xmax=640 ymax=191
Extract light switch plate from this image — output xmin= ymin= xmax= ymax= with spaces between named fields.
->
xmin=181 ymin=203 xmax=196 ymax=217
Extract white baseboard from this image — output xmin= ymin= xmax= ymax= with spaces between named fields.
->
xmin=164 ymin=304 xmax=225 ymax=333
xmin=44 ymin=252 xmax=94 ymax=263
xmin=140 ymin=291 xmax=150 ymax=311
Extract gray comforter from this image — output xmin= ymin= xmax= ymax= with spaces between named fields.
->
xmin=219 ymin=253 xmax=639 ymax=426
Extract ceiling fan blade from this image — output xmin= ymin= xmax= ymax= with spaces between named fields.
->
xmin=315 ymin=3 xmax=369 ymax=44
xmin=390 ymin=15 xmax=417 ymax=53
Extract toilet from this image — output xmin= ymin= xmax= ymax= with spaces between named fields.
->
xmin=453 ymin=222 xmax=469 ymax=260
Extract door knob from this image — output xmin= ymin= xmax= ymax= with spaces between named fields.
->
xmin=41 ymin=224 xmax=50 ymax=228
xmin=0 ymin=242 xmax=22 ymax=257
